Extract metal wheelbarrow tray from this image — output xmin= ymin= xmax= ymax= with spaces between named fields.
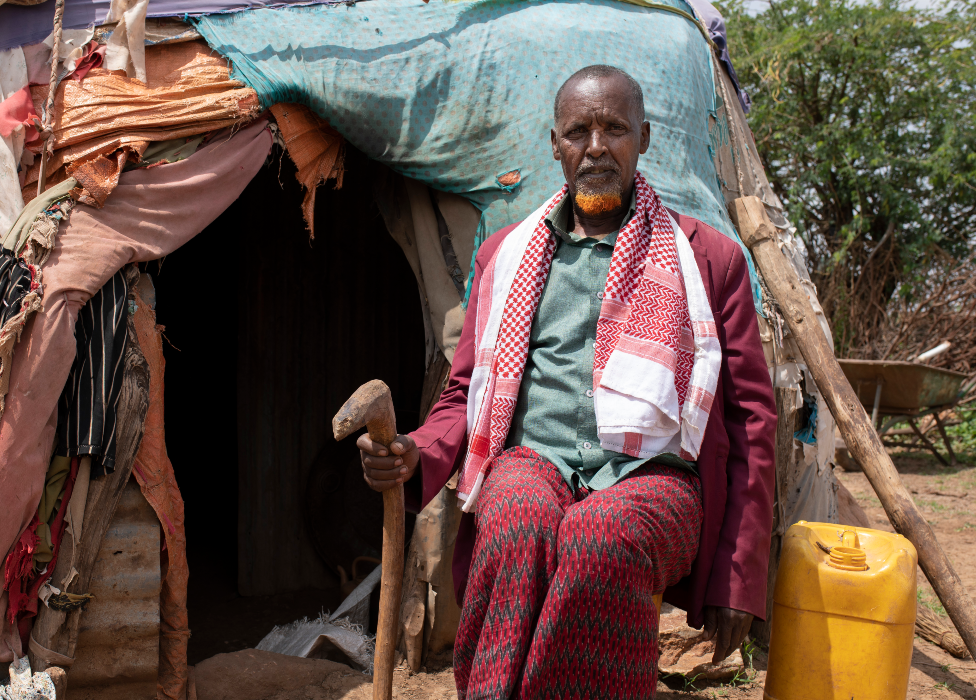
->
xmin=837 ymin=359 xmax=967 ymax=465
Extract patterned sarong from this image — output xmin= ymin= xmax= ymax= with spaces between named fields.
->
xmin=455 ymin=447 xmax=703 ymax=699
xmin=459 ymin=173 xmax=720 ymax=511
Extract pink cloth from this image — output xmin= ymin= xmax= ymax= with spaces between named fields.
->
xmin=409 ymin=210 xmax=776 ymax=628
xmin=0 ymin=119 xmax=271 ymax=588
xmin=0 ymin=86 xmax=38 ymax=141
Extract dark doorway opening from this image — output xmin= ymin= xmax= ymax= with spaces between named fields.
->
xmin=151 ymin=145 xmax=426 ymax=664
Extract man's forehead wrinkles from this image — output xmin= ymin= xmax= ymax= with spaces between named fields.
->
xmin=558 ymin=108 xmax=632 ymax=131
xmin=558 ymin=88 xmax=638 ymax=124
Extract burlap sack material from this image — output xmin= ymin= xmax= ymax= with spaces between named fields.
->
xmin=269 ymin=102 xmax=345 ymax=238
xmin=22 ymin=40 xmax=260 ymax=206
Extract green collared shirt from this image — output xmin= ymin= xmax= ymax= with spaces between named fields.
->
xmin=505 ymin=194 xmax=695 ymax=492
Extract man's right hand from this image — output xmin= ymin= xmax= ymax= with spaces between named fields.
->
xmin=357 ymin=433 xmax=420 ymax=492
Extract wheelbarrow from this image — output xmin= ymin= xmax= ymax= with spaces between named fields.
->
xmin=837 ymin=359 xmax=967 ymax=465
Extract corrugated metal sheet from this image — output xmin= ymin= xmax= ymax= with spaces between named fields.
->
xmin=66 ymin=479 xmax=161 ymax=700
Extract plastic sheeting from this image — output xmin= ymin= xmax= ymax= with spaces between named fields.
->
xmin=0 ymin=0 xmax=347 ymax=52
xmin=194 ymin=0 xmax=759 ymax=303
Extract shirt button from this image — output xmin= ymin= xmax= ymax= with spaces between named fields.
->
xmin=592 ymin=342 xmax=597 ymax=349
xmin=596 ymin=291 xmax=604 ymax=300
xmin=583 ymin=441 xmax=592 ymax=450
xmin=586 ymin=389 xmax=594 ymax=397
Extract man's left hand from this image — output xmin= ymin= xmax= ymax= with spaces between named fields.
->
xmin=702 ymin=606 xmax=753 ymax=664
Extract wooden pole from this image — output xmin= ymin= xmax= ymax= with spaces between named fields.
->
xmin=729 ymin=195 xmax=976 ymax=660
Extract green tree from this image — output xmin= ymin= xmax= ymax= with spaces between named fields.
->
xmin=721 ymin=0 xmax=976 ymax=356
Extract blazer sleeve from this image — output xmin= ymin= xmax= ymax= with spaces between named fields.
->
xmin=704 ymin=244 xmax=777 ymax=617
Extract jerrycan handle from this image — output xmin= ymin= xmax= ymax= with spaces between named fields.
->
xmin=828 ymin=529 xmax=868 ymax=571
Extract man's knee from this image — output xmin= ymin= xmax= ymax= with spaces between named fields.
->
xmin=556 ymin=499 xmax=645 ymax=575
xmin=477 ymin=452 xmax=563 ymax=532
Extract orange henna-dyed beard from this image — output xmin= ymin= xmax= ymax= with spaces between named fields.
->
xmin=574 ymin=191 xmax=623 ymax=215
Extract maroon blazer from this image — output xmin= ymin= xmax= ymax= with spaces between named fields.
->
xmin=406 ymin=210 xmax=776 ymax=628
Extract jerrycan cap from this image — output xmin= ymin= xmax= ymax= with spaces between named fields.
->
xmin=826 ymin=529 xmax=869 ymax=571
xmin=828 ymin=546 xmax=869 ymax=571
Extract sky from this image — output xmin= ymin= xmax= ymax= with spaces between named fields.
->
xmin=741 ymin=0 xmax=942 ymax=14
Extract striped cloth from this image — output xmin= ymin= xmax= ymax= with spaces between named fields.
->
xmin=0 ymin=249 xmax=35 ymax=330
xmin=459 ymin=173 xmax=721 ymax=512
xmin=0 ymin=247 xmax=42 ymax=417
xmin=55 ymin=269 xmax=129 ymax=478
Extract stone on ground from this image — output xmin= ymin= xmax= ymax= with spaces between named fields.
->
xmin=657 ymin=605 xmax=746 ymax=682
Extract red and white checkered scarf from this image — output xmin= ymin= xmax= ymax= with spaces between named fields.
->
xmin=458 ymin=172 xmax=721 ymax=511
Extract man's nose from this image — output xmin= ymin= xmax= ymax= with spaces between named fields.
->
xmin=585 ymin=129 xmax=609 ymax=158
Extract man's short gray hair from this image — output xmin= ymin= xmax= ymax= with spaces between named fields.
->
xmin=553 ymin=65 xmax=645 ymax=122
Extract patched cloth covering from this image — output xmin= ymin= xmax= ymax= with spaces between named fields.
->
xmin=21 ymin=40 xmax=261 ymax=204
xmin=0 ymin=120 xmax=273 ymax=655
xmin=458 ymin=173 xmax=720 ymax=511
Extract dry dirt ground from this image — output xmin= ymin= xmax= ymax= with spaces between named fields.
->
xmin=194 ymin=454 xmax=976 ymax=700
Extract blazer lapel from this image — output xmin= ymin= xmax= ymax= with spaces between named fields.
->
xmin=666 ymin=207 xmax=717 ymax=310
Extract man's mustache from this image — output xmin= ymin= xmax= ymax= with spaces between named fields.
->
xmin=575 ymin=157 xmax=621 ymax=179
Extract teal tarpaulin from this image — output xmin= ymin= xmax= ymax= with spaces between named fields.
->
xmin=195 ymin=0 xmax=758 ymax=303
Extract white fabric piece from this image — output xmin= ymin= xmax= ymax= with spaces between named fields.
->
xmin=0 ymin=47 xmax=28 ymax=236
xmin=43 ymin=28 xmax=94 ymax=68
xmin=256 ymin=612 xmax=375 ymax=672
xmin=769 ymin=361 xmax=803 ymax=390
xmin=595 ymin=213 xmax=720 ymax=458
xmin=105 ymin=0 xmax=148 ymax=83
xmin=36 ymin=584 xmax=59 ymax=607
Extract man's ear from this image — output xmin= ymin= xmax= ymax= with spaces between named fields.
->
xmin=551 ymin=128 xmax=561 ymax=161
xmin=639 ymin=121 xmax=651 ymax=155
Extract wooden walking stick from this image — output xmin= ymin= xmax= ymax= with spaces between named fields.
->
xmin=729 ymin=195 xmax=976 ymax=660
xmin=333 ymin=380 xmax=404 ymax=700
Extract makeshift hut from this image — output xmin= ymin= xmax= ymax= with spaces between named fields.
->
xmin=0 ymin=0 xmax=845 ymax=696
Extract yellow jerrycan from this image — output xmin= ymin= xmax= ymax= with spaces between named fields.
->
xmin=764 ymin=521 xmax=918 ymax=700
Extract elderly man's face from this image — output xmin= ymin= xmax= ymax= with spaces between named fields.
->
xmin=551 ymin=75 xmax=650 ymax=216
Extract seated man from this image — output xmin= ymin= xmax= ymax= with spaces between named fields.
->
xmin=359 ymin=65 xmax=776 ymax=700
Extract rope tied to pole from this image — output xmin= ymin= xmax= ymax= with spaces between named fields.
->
xmin=36 ymin=0 xmax=66 ymax=197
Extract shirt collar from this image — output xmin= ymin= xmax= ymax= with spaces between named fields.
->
xmin=544 ymin=189 xmax=637 ymax=247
